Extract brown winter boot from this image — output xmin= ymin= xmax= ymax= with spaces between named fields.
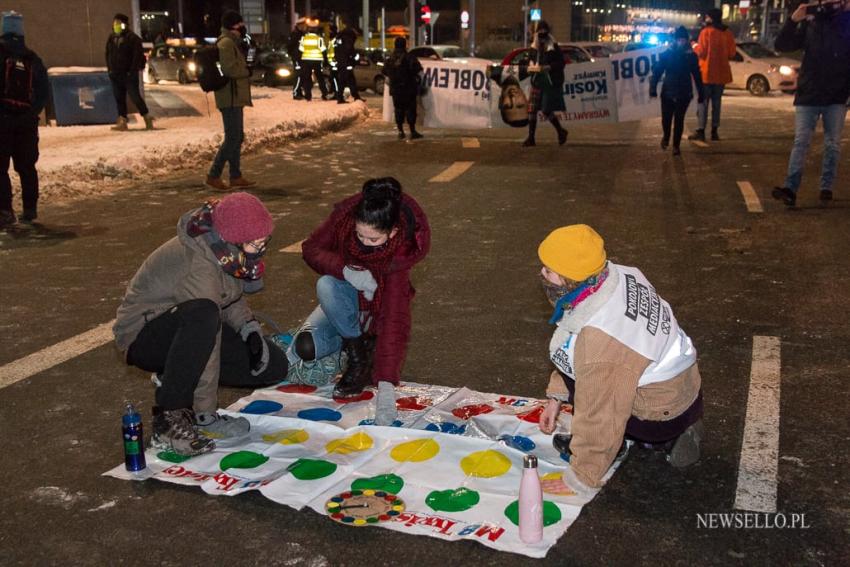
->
xmin=143 ymin=115 xmax=155 ymax=130
xmin=229 ymin=177 xmax=257 ymax=188
xmin=110 ymin=116 xmax=128 ymax=131
xmin=205 ymin=176 xmax=229 ymax=191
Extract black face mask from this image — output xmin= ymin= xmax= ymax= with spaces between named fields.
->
xmin=234 ymin=24 xmax=247 ymax=37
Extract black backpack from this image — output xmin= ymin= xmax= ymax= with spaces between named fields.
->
xmin=194 ymin=40 xmax=230 ymax=93
xmin=0 ymin=45 xmax=35 ymax=111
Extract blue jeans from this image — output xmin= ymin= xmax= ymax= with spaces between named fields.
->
xmin=208 ymin=106 xmax=244 ymax=179
xmin=696 ymin=84 xmax=724 ymax=130
xmin=783 ymin=104 xmax=847 ymax=193
xmin=287 ymin=275 xmax=363 ymax=365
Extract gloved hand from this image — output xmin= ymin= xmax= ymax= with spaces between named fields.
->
xmin=649 ymin=88 xmax=658 ymax=98
xmin=295 ymin=62 xmax=301 ymax=71
xmin=240 ymin=320 xmax=269 ymax=376
xmin=343 ymin=265 xmax=378 ymax=301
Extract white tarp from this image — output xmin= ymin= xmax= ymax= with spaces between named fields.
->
xmin=105 ymin=381 xmax=624 ymax=558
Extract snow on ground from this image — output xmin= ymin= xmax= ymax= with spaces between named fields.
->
xmin=22 ymin=84 xmax=368 ymax=205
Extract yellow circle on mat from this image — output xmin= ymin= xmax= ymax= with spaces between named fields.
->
xmin=541 ymin=472 xmax=562 ymax=481
xmin=325 ymin=432 xmax=374 ymax=454
xmin=390 ymin=439 xmax=440 ymax=462
xmin=392 ymin=505 xmax=404 ymax=512
xmin=262 ymin=429 xmax=310 ymax=445
xmin=327 ymin=502 xmax=339 ymax=508
xmin=353 ymin=519 xmax=367 ymax=526
xmin=460 ymin=450 xmax=512 ymax=478
xmin=363 ymin=489 xmax=375 ymax=496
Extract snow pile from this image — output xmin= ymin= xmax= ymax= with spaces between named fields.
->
xmin=25 ymin=85 xmax=368 ymax=204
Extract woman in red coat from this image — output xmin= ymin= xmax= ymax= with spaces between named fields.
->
xmin=295 ymin=177 xmax=430 ymax=405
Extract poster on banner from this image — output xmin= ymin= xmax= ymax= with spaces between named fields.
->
xmin=609 ymin=47 xmax=663 ymax=122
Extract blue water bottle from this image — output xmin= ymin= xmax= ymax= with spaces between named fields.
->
xmin=122 ymin=402 xmax=147 ymax=472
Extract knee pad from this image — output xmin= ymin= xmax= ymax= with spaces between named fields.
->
xmin=294 ymin=331 xmax=316 ymax=362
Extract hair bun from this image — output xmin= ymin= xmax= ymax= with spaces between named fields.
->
xmin=362 ymin=177 xmax=402 ymax=203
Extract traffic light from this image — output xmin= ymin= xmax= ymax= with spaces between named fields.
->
xmin=421 ymin=4 xmax=431 ymax=24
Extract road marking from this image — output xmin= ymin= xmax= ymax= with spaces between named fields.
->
xmin=462 ymin=137 xmax=480 ymax=148
xmin=280 ymin=239 xmax=304 ymax=253
xmin=737 ymin=181 xmax=764 ymax=213
xmin=0 ymin=320 xmax=115 ymax=390
xmin=734 ymin=335 xmax=781 ymax=513
xmin=692 ymin=140 xmax=709 ymax=148
xmin=429 ymin=161 xmax=474 ymax=183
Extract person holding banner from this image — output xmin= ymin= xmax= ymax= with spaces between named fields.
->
xmin=650 ymin=27 xmax=704 ymax=156
xmin=535 ymin=225 xmax=704 ymax=493
xmin=523 ymin=21 xmax=568 ymax=147
xmin=385 ymin=37 xmax=424 ymax=140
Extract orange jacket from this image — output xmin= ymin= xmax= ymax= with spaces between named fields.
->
xmin=694 ymin=26 xmax=736 ymax=85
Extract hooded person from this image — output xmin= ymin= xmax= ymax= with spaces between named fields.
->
xmin=105 ymin=12 xmax=153 ymax=131
xmin=0 ymin=10 xmax=49 ymax=228
xmin=688 ymin=8 xmax=736 ymax=142
xmin=113 ymin=192 xmax=288 ymax=456
xmin=384 ymin=37 xmax=424 ymax=139
xmin=523 ymin=20 xmax=568 ymax=147
xmin=535 ymin=225 xmax=705 ymax=494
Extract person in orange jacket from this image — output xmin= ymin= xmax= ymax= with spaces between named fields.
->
xmin=688 ymin=9 xmax=736 ymax=142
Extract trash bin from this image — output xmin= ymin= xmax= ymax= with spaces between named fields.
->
xmin=47 ymin=69 xmax=144 ymax=126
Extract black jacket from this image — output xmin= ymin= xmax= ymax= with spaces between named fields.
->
xmin=105 ymin=30 xmax=145 ymax=75
xmin=286 ymin=29 xmax=303 ymax=63
xmin=650 ymin=46 xmax=704 ymax=102
xmin=775 ymin=11 xmax=850 ymax=106
xmin=334 ymin=28 xmax=358 ymax=67
xmin=0 ymin=35 xmax=49 ymax=116
xmin=385 ymin=49 xmax=423 ymax=99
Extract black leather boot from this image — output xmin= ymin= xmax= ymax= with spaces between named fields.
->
xmin=334 ymin=335 xmax=373 ymax=398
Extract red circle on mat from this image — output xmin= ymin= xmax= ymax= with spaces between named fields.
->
xmin=331 ymin=513 xmax=344 ymax=519
xmin=333 ymin=390 xmax=375 ymax=404
xmin=517 ymin=406 xmax=545 ymax=423
xmin=276 ymin=384 xmax=318 ymax=394
xmin=379 ymin=515 xmax=390 ymax=521
xmin=396 ymin=396 xmax=432 ymax=411
xmin=452 ymin=404 xmax=494 ymax=419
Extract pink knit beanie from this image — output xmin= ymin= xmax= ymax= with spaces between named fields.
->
xmin=211 ymin=192 xmax=275 ymax=243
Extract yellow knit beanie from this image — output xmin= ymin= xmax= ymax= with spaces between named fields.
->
xmin=538 ymin=224 xmax=607 ymax=281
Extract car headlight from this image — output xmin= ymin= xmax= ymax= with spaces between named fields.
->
xmin=779 ymin=65 xmax=793 ymax=76
xmin=188 ymin=61 xmax=196 ymax=72
xmin=276 ymin=68 xmax=291 ymax=77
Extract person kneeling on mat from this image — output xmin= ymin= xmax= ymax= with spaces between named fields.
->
xmin=113 ymin=192 xmax=288 ymax=456
xmin=535 ymin=225 xmax=705 ymax=494
xmin=291 ymin=178 xmax=430 ymax=423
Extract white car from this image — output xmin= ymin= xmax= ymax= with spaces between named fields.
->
xmin=408 ymin=44 xmax=496 ymax=66
xmin=729 ymin=42 xmax=799 ymax=96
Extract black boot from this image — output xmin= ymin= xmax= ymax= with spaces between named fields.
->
xmin=522 ymin=120 xmax=537 ymax=147
xmin=549 ymin=116 xmax=568 ymax=145
xmin=688 ymin=129 xmax=705 ymax=142
xmin=711 ymin=128 xmax=720 ymax=141
xmin=334 ymin=335 xmax=373 ymax=398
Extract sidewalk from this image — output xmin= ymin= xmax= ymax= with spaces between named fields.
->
xmin=27 ymin=84 xmax=368 ymax=204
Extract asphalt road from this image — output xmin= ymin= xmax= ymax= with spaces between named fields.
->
xmin=1 ymin=91 xmax=848 ymax=566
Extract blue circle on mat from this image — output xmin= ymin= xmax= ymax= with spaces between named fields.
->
xmin=240 ymin=400 xmax=284 ymax=414
xmin=298 ymin=408 xmax=342 ymax=422
xmin=358 ymin=418 xmax=403 ymax=427
xmin=425 ymin=422 xmax=467 ymax=435
xmin=498 ymin=434 xmax=536 ymax=452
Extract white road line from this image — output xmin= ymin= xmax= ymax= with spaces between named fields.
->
xmin=429 ymin=161 xmax=475 ymax=183
xmin=280 ymin=239 xmax=304 ymax=253
xmin=734 ymin=335 xmax=782 ymax=513
xmin=737 ymin=181 xmax=764 ymax=213
xmin=462 ymin=137 xmax=480 ymax=148
xmin=0 ymin=320 xmax=116 ymax=390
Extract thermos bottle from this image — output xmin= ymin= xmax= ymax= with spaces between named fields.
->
xmin=518 ymin=454 xmax=543 ymax=543
xmin=122 ymin=402 xmax=147 ymax=472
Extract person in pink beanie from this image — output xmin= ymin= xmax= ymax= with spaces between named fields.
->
xmin=113 ymin=192 xmax=287 ymax=456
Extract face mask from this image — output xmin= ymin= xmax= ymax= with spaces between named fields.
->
xmin=540 ymin=275 xmax=572 ymax=308
xmin=235 ymin=24 xmax=247 ymax=37
xmin=113 ymin=23 xmax=125 ymax=34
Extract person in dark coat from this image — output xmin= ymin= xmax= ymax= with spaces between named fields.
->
xmin=384 ymin=37 xmax=424 ymax=140
xmin=772 ymin=0 xmax=850 ymax=208
xmin=286 ymin=20 xmax=307 ymax=99
xmin=650 ymin=26 xmax=704 ymax=156
xmin=524 ymin=21 xmax=568 ymax=147
xmin=105 ymin=13 xmax=153 ymax=131
xmin=333 ymin=26 xmax=362 ymax=104
xmin=0 ymin=11 xmax=48 ymax=228
xmin=292 ymin=178 xmax=430 ymax=420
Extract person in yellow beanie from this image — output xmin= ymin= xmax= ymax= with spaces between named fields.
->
xmin=536 ymin=224 xmax=704 ymax=494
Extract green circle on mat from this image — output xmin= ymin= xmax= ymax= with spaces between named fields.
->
xmin=220 ymin=451 xmax=269 ymax=471
xmin=157 ymin=450 xmax=192 ymax=463
xmin=351 ymin=474 xmax=405 ymax=495
xmin=287 ymin=458 xmax=338 ymax=480
xmin=504 ymin=500 xmax=562 ymax=527
xmin=425 ymin=487 xmax=480 ymax=513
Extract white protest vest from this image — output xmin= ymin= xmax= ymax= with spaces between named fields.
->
xmin=549 ymin=264 xmax=696 ymax=386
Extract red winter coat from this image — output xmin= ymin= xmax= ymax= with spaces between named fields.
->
xmin=301 ymin=193 xmax=430 ymax=383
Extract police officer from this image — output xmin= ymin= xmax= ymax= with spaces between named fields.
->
xmin=287 ymin=19 xmax=307 ymax=100
xmin=298 ymin=20 xmax=330 ymax=101
xmin=0 ymin=11 xmax=48 ymax=228
xmin=334 ymin=26 xmax=362 ymax=104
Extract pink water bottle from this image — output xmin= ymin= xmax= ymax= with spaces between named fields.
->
xmin=518 ymin=454 xmax=543 ymax=543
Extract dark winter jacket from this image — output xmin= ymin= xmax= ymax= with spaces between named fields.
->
xmin=301 ymin=193 xmax=431 ymax=382
xmin=335 ymin=28 xmax=358 ymax=68
xmin=105 ymin=29 xmax=145 ymax=75
xmin=287 ymin=29 xmax=304 ymax=63
xmin=650 ymin=45 xmax=704 ymax=102
xmin=775 ymin=11 xmax=850 ymax=106
xmin=532 ymin=43 xmax=566 ymax=113
xmin=385 ymin=49 xmax=423 ymax=99
xmin=0 ymin=35 xmax=49 ymax=116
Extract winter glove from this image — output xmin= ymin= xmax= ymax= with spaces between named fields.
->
xmin=240 ymin=320 xmax=269 ymax=376
xmin=343 ymin=265 xmax=378 ymax=301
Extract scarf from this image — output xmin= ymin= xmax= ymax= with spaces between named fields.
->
xmin=546 ymin=266 xmax=610 ymax=325
xmin=185 ymin=200 xmax=266 ymax=291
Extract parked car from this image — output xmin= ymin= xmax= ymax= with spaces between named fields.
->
xmin=409 ymin=44 xmax=496 ymax=66
xmin=571 ymin=41 xmax=615 ymax=59
xmin=251 ymin=49 xmax=296 ymax=87
xmin=146 ymin=45 xmax=199 ymax=84
xmin=353 ymin=49 xmax=386 ymax=95
xmin=729 ymin=42 xmax=798 ymax=96
xmin=500 ymin=44 xmax=593 ymax=66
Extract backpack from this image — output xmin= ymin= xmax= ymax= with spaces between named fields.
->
xmin=194 ymin=40 xmax=230 ymax=93
xmin=0 ymin=46 xmax=35 ymax=111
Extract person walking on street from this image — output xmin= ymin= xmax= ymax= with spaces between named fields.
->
xmin=114 ymin=192 xmax=287 ymax=456
xmin=650 ymin=27 xmax=704 ymax=156
xmin=334 ymin=26 xmax=363 ymax=104
xmin=772 ymin=0 xmax=850 ymax=208
xmin=106 ymin=13 xmax=153 ymax=131
xmin=287 ymin=19 xmax=308 ymax=100
xmin=0 ymin=11 xmax=48 ymax=228
xmin=384 ymin=37 xmax=424 ymax=140
xmin=688 ymin=8 xmax=735 ymax=142
xmin=206 ymin=10 xmax=256 ymax=191
xmin=523 ymin=21 xmax=568 ymax=147
xmin=298 ymin=21 xmax=330 ymax=101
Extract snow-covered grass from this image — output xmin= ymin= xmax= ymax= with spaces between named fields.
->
xmin=23 ymin=84 xmax=367 ymax=204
